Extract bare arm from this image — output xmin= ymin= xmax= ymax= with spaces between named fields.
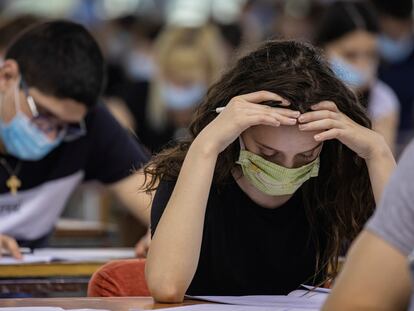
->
xmin=145 ymin=139 xmax=218 ymax=302
xmin=108 ymin=169 xmax=152 ymax=226
xmin=372 ymin=112 xmax=398 ymax=153
xmin=323 ymin=230 xmax=411 ymax=311
xmin=365 ymin=137 xmax=396 ymax=204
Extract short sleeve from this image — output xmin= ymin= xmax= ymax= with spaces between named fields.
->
xmin=150 ymin=180 xmax=176 ymax=237
xmin=366 ymin=141 xmax=414 ymax=255
xmin=84 ymin=104 xmax=150 ymax=184
xmin=368 ymin=80 xmax=400 ymax=120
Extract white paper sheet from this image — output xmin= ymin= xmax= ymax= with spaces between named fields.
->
xmin=0 ymin=254 xmax=53 ymax=265
xmin=34 ymin=248 xmax=135 ymax=262
xmin=0 ymin=248 xmax=135 ymax=265
xmin=186 ymin=290 xmax=329 ymax=309
xmin=151 ymin=304 xmax=319 ymax=311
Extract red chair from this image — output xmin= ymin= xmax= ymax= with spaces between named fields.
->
xmin=88 ymin=259 xmax=150 ymax=297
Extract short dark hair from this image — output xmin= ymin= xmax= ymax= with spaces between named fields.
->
xmin=5 ymin=20 xmax=105 ymax=108
xmin=314 ymin=1 xmax=379 ymax=47
xmin=371 ymin=0 xmax=413 ymax=20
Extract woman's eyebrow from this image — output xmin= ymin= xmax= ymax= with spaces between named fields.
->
xmin=256 ymin=141 xmax=323 ymax=154
xmin=256 ymin=142 xmax=280 ymax=152
xmin=299 ymin=143 xmax=323 ymax=154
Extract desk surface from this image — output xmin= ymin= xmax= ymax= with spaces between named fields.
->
xmin=0 ymin=297 xmax=200 ymax=310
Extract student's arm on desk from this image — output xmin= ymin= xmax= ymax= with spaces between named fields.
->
xmin=108 ymin=169 xmax=155 ymax=257
xmin=322 ymin=230 xmax=411 ymax=311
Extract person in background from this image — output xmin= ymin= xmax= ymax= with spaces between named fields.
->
xmin=322 ymin=139 xmax=414 ymax=311
xmin=315 ymin=1 xmax=399 ymax=151
xmin=112 ymin=16 xmax=162 ymax=151
xmin=143 ymin=25 xmax=225 ymax=152
xmin=274 ymin=0 xmax=323 ymax=42
xmin=372 ymin=0 xmax=414 ymax=151
xmin=0 ymin=20 xmax=152 ymax=257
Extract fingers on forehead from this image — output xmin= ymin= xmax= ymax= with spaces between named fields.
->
xmin=242 ymin=91 xmax=290 ymax=105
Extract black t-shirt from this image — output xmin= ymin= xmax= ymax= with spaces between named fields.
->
xmin=151 ymin=178 xmax=323 ymax=296
xmin=0 ymin=104 xmax=149 ymax=242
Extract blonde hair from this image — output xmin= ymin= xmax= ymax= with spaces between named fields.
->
xmin=148 ymin=25 xmax=226 ymax=130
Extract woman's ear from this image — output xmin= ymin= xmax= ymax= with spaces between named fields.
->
xmin=0 ymin=60 xmax=19 ymax=92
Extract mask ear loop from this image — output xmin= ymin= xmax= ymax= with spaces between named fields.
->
xmin=13 ymin=76 xmax=22 ymax=113
xmin=239 ymin=136 xmax=246 ymax=150
xmin=0 ymin=86 xmax=5 ymax=120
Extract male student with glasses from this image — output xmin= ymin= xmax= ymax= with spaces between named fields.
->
xmin=0 ymin=20 xmax=152 ymax=257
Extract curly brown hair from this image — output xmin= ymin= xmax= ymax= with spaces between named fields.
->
xmin=143 ymin=39 xmax=375 ymax=282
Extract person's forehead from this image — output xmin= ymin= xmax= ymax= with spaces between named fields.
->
xmin=246 ymin=125 xmax=320 ymax=153
xmin=330 ymin=30 xmax=377 ymax=51
xmin=28 ymin=87 xmax=87 ymax=122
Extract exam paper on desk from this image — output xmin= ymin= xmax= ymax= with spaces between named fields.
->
xmin=186 ymin=290 xmax=328 ymax=308
xmin=151 ymin=304 xmax=320 ymax=311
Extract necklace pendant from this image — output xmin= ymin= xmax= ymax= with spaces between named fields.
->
xmin=6 ymin=175 xmax=21 ymax=195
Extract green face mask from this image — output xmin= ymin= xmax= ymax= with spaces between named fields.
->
xmin=236 ymin=148 xmax=320 ymax=196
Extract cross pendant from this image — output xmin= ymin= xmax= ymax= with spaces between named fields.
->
xmin=6 ymin=175 xmax=21 ymax=195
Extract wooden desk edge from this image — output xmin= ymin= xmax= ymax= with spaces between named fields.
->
xmin=0 ymin=262 xmax=105 ymax=277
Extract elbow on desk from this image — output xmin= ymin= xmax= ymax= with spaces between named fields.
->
xmin=146 ymin=268 xmax=186 ymax=303
xmin=148 ymin=282 xmax=186 ymax=303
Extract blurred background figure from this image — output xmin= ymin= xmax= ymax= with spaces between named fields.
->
xmin=143 ymin=25 xmax=226 ymax=151
xmin=371 ymin=0 xmax=414 ymax=152
xmin=315 ymin=1 xmax=400 ymax=152
xmin=274 ymin=0 xmax=324 ymax=41
xmin=0 ymin=14 xmax=41 ymax=61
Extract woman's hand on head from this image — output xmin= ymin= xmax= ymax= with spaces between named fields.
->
xmin=195 ymin=91 xmax=300 ymax=155
xmin=297 ymin=101 xmax=389 ymax=159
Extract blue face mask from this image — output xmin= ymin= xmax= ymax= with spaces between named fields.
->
xmin=0 ymin=81 xmax=63 ymax=161
xmin=378 ymin=34 xmax=414 ymax=63
xmin=125 ymin=51 xmax=156 ymax=81
xmin=161 ymin=82 xmax=206 ymax=110
xmin=330 ymin=56 xmax=370 ymax=88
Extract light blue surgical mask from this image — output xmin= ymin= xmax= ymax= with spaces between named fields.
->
xmin=161 ymin=82 xmax=206 ymax=110
xmin=330 ymin=56 xmax=371 ymax=88
xmin=125 ymin=50 xmax=157 ymax=81
xmin=378 ymin=34 xmax=414 ymax=63
xmin=0 ymin=79 xmax=63 ymax=160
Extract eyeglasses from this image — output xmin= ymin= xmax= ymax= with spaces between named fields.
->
xmin=20 ymin=78 xmax=87 ymax=142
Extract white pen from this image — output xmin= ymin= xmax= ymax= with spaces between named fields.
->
xmin=215 ymin=107 xmax=226 ymax=113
